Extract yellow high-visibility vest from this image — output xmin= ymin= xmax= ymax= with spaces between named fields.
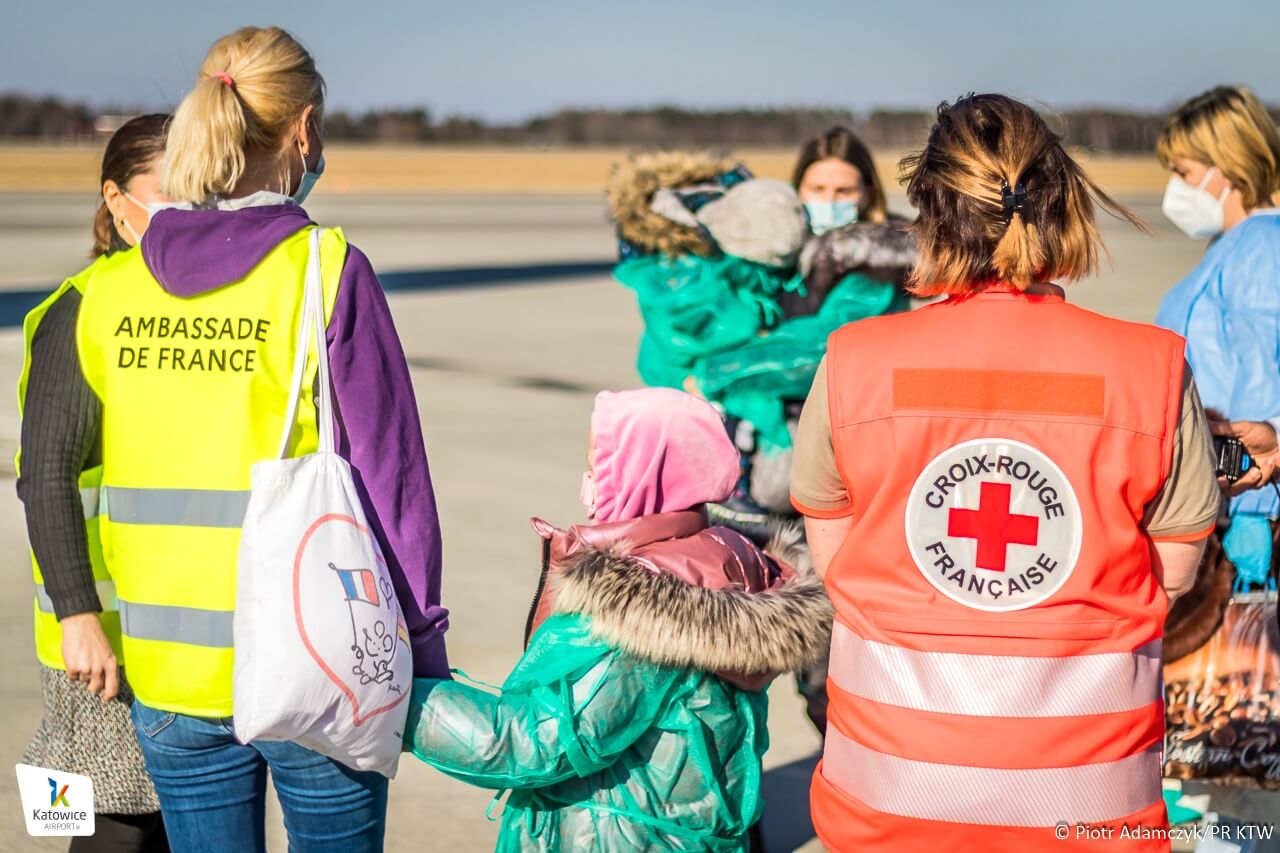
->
xmin=76 ymin=226 xmax=345 ymax=716
xmin=17 ymin=255 xmax=118 ymax=671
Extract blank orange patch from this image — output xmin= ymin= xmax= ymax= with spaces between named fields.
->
xmin=893 ymin=368 xmax=1105 ymax=417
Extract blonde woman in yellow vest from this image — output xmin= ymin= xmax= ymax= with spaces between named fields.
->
xmin=18 ymin=114 xmax=170 ymax=852
xmin=75 ymin=27 xmax=449 ymax=852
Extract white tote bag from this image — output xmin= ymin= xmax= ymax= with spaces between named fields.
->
xmin=234 ymin=229 xmax=411 ymax=777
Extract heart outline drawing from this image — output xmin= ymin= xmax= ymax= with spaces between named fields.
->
xmin=292 ymin=512 xmax=410 ymax=727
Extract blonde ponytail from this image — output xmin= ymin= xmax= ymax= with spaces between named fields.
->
xmin=162 ymin=27 xmax=324 ymax=204
xmin=163 ymin=76 xmax=248 ymax=203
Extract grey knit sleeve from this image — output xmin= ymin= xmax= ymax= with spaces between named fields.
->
xmin=15 ymin=288 xmax=103 ymax=620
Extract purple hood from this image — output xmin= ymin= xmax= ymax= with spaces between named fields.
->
xmin=141 ymin=204 xmax=313 ymax=295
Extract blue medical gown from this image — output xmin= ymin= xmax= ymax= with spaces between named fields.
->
xmin=1156 ymin=210 xmax=1280 ymax=518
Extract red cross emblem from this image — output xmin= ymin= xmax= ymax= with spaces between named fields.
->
xmin=947 ymin=481 xmax=1039 ymax=572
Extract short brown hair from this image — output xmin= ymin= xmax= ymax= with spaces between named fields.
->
xmin=792 ymin=126 xmax=889 ymax=224
xmin=900 ymin=94 xmax=1142 ymax=295
xmin=91 ymin=113 xmax=170 ymax=257
xmin=1157 ymin=85 xmax=1280 ymax=210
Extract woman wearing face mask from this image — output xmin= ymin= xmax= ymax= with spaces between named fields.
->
xmin=74 ymin=27 xmax=448 ymax=851
xmin=783 ymin=126 xmax=915 ymax=319
xmin=17 ymin=113 xmax=171 ymax=853
xmin=1155 ymin=85 xmax=1280 ymax=595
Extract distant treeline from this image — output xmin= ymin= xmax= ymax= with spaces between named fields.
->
xmin=4 ymin=93 xmax=1279 ymax=153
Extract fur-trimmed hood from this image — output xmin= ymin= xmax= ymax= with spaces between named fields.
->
xmin=527 ymin=511 xmax=832 ymax=687
xmin=606 ymin=150 xmax=729 ymax=258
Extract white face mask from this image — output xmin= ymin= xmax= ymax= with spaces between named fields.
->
xmin=118 ymin=191 xmax=152 ymax=245
xmin=1162 ymin=167 xmax=1230 ymax=239
xmin=290 ymin=125 xmax=325 ymax=205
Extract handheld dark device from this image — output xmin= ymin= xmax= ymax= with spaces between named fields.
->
xmin=1212 ymin=435 xmax=1253 ymax=483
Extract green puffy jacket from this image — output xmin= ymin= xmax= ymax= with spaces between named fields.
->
xmin=694 ymin=271 xmax=909 ymax=451
xmin=404 ymin=513 xmax=831 ymax=851
xmin=614 ymin=254 xmax=795 ymax=391
xmin=616 ymin=251 xmax=909 ymax=451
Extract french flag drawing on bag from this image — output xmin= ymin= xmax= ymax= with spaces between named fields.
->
xmin=233 ymin=228 xmax=412 ymax=778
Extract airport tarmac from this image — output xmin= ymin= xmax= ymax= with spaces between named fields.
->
xmin=0 ymin=190 xmax=1263 ymax=852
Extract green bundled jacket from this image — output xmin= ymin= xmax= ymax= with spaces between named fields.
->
xmin=615 ymin=254 xmax=794 ymax=391
xmin=616 ymin=254 xmax=909 ymax=451
xmin=404 ymin=513 xmax=830 ymax=851
xmin=694 ymin=271 xmax=908 ymax=451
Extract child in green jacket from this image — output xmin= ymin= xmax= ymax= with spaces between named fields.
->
xmin=403 ymin=388 xmax=830 ymax=851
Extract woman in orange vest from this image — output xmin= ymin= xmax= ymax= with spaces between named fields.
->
xmin=790 ymin=93 xmax=1221 ymax=852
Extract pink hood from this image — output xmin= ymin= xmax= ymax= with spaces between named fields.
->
xmin=588 ymin=388 xmax=740 ymax=523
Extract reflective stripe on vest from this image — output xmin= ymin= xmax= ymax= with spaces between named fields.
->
xmin=35 ymin=580 xmax=118 ymax=614
xmin=822 ymin=726 xmax=1164 ymax=827
xmin=828 ymin=621 xmax=1162 ymax=717
xmin=103 ymin=487 xmax=250 ymax=528
xmin=79 ymin=486 xmax=101 ymax=520
xmin=118 ymin=600 xmax=234 ymax=648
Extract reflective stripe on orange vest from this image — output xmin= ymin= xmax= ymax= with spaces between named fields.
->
xmin=822 ymin=726 xmax=1164 ymax=828
xmin=828 ymin=620 xmax=1162 ymax=718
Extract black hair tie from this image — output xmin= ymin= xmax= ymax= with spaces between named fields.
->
xmin=1001 ymin=179 xmax=1027 ymax=223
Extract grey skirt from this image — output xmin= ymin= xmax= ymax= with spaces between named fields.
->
xmin=23 ymin=665 xmax=160 ymax=815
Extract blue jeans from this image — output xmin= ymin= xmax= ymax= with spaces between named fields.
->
xmin=131 ymin=702 xmax=387 ymax=853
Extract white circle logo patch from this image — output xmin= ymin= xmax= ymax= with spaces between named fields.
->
xmin=905 ymin=438 xmax=1082 ymax=612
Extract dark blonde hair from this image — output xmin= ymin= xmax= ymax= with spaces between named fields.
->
xmin=91 ymin=113 xmax=169 ymax=257
xmin=792 ymin=126 xmax=889 ymax=224
xmin=1157 ymin=85 xmax=1280 ymax=210
xmin=900 ymin=94 xmax=1142 ymax=295
xmin=163 ymin=26 xmax=324 ymax=203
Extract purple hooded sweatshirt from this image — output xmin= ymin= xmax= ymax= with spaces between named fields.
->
xmin=141 ymin=202 xmax=449 ymax=677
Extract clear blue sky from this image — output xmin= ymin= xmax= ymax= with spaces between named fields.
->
xmin=3 ymin=0 xmax=1277 ymax=119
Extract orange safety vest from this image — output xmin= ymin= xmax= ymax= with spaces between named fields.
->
xmin=810 ymin=285 xmax=1184 ymax=853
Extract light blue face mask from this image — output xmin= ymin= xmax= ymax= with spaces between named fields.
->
xmin=804 ymin=200 xmax=858 ymax=235
xmin=290 ymin=145 xmax=325 ymax=206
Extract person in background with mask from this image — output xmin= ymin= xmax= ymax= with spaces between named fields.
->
xmin=1155 ymin=85 xmax=1280 ymax=592
xmin=74 ymin=27 xmax=448 ymax=851
xmin=783 ymin=126 xmax=914 ymax=320
xmin=17 ymin=113 xmax=171 ymax=853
